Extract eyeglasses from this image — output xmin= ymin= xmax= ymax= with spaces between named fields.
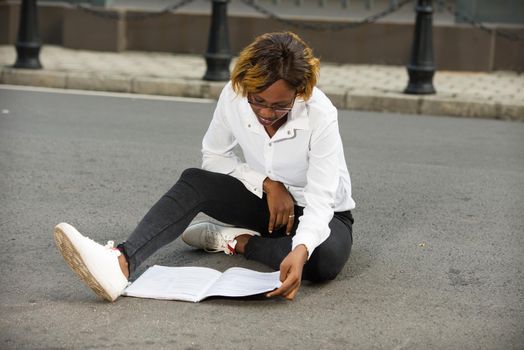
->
xmin=247 ymin=96 xmax=295 ymax=115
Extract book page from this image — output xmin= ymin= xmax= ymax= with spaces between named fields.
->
xmin=123 ymin=265 xmax=221 ymax=302
xmin=202 ymin=267 xmax=281 ymax=299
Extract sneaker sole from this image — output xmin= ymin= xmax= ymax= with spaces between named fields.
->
xmin=54 ymin=226 xmax=116 ymax=302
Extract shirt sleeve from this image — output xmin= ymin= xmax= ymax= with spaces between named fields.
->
xmin=292 ymin=108 xmax=341 ymax=259
xmin=201 ymin=85 xmax=267 ymax=197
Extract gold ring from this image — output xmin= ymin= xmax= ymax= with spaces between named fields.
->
xmin=289 ymin=214 xmax=295 ymax=218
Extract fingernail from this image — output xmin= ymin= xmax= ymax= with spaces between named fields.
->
xmin=286 ymin=232 xmax=290 ymax=236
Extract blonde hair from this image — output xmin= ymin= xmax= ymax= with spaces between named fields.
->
xmin=231 ymin=32 xmax=320 ymax=100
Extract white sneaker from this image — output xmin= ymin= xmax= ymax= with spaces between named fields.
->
xmin=54 ymin=222 xmax=128 ymax=302
xmin=181 ymin=222 xmax=260 ymax=255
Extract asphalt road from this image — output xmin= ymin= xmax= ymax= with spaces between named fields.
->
xmin=0 ymin=86 xmax=523 ymax=349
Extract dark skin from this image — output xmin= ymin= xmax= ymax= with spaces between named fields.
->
xmin=118 ymin=79 xmax=308 ymax=300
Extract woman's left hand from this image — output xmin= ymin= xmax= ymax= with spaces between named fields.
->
xmin=266 ymin=245 xmax=308 ymax=300
xmin=263 ymin=178 xmax=295 ymax=234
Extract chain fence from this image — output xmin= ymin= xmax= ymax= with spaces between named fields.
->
xmin=66 ymin=0 xmax=522 ymax=41
xmin=239 ymin=0 xmax=414 ymax=31
xmin=73 ymin=0 xmax=196 ymax=20
xmin=436 ymin=0 xmax=522 ymax=42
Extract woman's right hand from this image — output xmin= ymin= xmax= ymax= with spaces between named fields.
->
xmin=263 ymin=178 xmax=295 ymax=235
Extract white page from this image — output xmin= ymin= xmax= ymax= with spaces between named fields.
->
xmin=202 ymin=267 xmax=281 ymax=299
xmin=123 ymin=265 xmax=221 ymax=302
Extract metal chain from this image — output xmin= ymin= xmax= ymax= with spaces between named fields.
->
xmin=436 ymin=0 xmax=522 ymax=42
xmin=62 ymin=0 xmax=523 ymax=41
xmin=72 ymin=0 xmax=196 ymax=21
xmin=239 ymin=0 xmax=415 ymax=32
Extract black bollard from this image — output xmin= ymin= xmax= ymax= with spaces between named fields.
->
xmin=203 ymin=0 xmax=232 ymax=81
xmin=14 ymin=0 xmax=42 ymax=69
xmin=404 ymin=0 xmax=435 ymax=94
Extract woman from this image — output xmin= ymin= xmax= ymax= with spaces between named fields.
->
xmin=54 ymin=32 xmax=355 ymax=302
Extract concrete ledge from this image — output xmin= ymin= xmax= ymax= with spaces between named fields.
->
xmin=1 ymin=68 xmax=67 ymax=88
xmin=319 ymin=85 xmax=348 ymax=110
xmin=66 ymin=73 xmax=131 ymax=92
xmin=132 ymin=77 xmax=187 ymax=96
xmin=202 ymin=81 xmax=227 ymax=100
xmin=499 ymin=102 xmax=524 ymax=121
xmin=131 ymin=77 xmax=226 ymax=99
xmin=132 ymin=77 xmax=211 ymax=98
xmin=420 ymin=96 xmax=498 ymax=119
xmin=182 ymin=79 xmax=206 ymax=98
xmin=1 ymin=66 xmax=522 ymax=121
xmin=347 ymin=90 xmax=421 ymax=115
xmin=201 ymin=81 xmax=228 ymax=100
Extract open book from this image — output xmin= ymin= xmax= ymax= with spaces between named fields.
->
xmin=123 ymin=265 xmax=282 ymax=302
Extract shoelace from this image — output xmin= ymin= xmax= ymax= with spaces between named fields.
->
xmin=104 ymin=240 xmax=121 ymax=257
xmin=203 ymin=228 xmax=235 ymax=255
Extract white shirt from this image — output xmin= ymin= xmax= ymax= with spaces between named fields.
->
xmin=202 ymin=82 xmax=355 ymax=258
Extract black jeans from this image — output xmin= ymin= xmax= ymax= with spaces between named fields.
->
xmin=122 ymin=168 xmax=353 ymax=282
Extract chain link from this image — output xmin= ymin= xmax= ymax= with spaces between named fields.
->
xmin=72 ymin=0 xmax=196 ymax=21
xmin=64 ymin=0 xmax=523 ymax=42
xmin=436 ymin=0 xmax=522 ymax=42
xmin=239 ymin=0 xmax=415 ymax=32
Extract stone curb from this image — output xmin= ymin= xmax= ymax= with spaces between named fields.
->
xmin=2 ymin=68 xmax=523 ymax=121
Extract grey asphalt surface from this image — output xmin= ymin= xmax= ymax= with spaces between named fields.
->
xmin=0 ymin=86 xmax=523 ymax=349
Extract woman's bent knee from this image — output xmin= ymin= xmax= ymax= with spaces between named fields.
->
xmin=304 ymin=236 xmax=351 ymax=282
xmin=180 ymin=167 xmax=206 ymax=182
xmin=305 ymin=249 xmax=348 ymax=282
xmin=306 ymin=264 xmax=341 ymax=282
xmin=177 ymin=168 xmax=218 ymax=192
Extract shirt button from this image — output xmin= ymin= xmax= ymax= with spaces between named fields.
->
xmin=268 ymin=143 xmax=272 ymax=147
xmin=268 ymin=170 xmax=272 ymax=174
xmin=248 ymin=124 xmax=251 ymax=128
xmin=287 ymin=130 xmax=291 ymax=135
xmin=254 ymin=187 xmax=257 ymax=192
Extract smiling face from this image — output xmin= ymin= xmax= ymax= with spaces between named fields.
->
xmin=248 ymin=79 xmax=296 ymax=130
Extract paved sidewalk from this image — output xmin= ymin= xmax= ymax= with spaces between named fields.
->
xmin=1 ymin=45 xmax=523 ymax=120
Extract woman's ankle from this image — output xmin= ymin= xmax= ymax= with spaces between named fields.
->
xmin=118 ymin=254 xmax=130 ymax=279
xmin=116 ymin=242 xmax=130 ymax=279
xmin=234 ymin=234 xmax=252 ymax=255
